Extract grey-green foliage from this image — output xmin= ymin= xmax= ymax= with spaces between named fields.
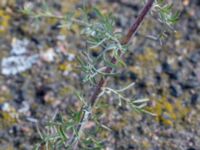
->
xmin=22 ymin=6 xmax=128 ymax=84
xmin=140 ymin=0 xmax=179 ymax=44
xmin=34 ymin=92 xmax=105 ymax=150
xmin=22 ymin=1 xmax=178 ymax=149
xmin=152 ymin=0 xmax=180 ymax=44
xmin=77 ymin=8 xmax=128 ymax=84
xmin=155 ymin=0 xmax=179 ymax=26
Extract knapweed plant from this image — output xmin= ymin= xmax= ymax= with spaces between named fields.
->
xmin=22 ymin=0 xmax=179 ymax=149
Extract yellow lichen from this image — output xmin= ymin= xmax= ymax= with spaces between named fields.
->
xmin=0 ymin=88 xmax=12 ymax=104
xmin=59 ymin=11 xmax=81 ymax=35
xmin=136 ymin=47 xmax=158 ymax=67
xmin=0 ymin=144 xmax=14 ymax=150
xmin=60 ymin=0 xmax=79 ymax=13
xmin=58 ymin=62 xmax=72 ymax=72
xmin=0 ymin=9 xmax=10 ymax=34
xmin=0 ymin=110 xmax=18 ymax=129
xmin=58 ymin=86 xmax=74 ymax=97
xmin=0 ymin=97 xmax=5 ymax=103
xmin=130 ymin=47 xmax=158 ymax=79
xmin=174 ymin=31 xmax=183 ymax=39
xmin=147 ymin=96 xmax=189 ymax=126
xmin=142 ymin=140 xmax=151 ymax=149
xmin=99 ymin=129 xmax=109 ymax=139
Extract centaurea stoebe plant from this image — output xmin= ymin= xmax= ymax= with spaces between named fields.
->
xmin=22 ymin=0 xmax=179 ymax=149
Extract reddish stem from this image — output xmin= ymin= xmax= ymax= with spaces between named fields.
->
xmin=90 ymin=0 xmax=154 ymax=106
xmin=72 ymin=0 xmax=155 ymax=149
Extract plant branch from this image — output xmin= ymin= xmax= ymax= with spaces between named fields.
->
xmin=69 ymin=0 xmax=155 ymax=149
xmin=121 ymin=0 xmax=155 ymax=44
xmin=91 ymin=0 xmax=154 ymax=110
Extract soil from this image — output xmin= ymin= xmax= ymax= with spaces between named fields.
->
xmin=0 ymin=0 xmax=200 ymax=150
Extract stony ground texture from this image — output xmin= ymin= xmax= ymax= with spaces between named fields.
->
xmin=0 ymin=0 xmax=200 ymax=150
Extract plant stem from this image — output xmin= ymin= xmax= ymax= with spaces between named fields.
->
xmin=70 ymin=0 xmax=154 ymax=149
xmin=91 ymin=0 xmax=154 ymax=105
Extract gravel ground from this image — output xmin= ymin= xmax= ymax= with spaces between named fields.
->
xmin=0 ymin=0 xmax=200 ymax=149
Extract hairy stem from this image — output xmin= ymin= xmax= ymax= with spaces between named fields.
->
xmin=70 ymin=0 xmax=154 ymax=149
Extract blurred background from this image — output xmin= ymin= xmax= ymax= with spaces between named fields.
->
xmin=0 ymin=0 xmax=200 ymax=149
